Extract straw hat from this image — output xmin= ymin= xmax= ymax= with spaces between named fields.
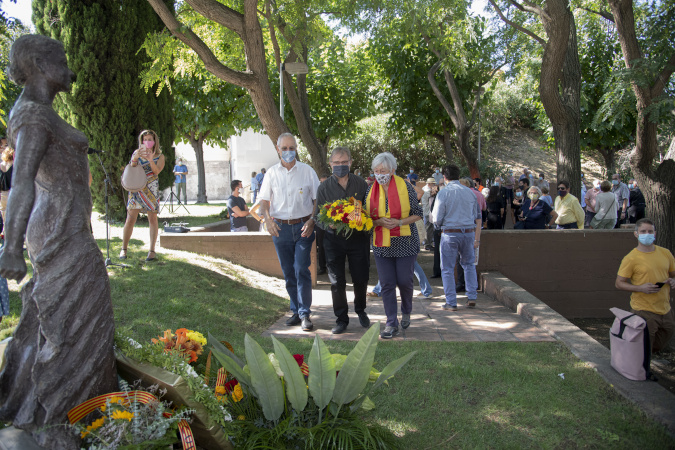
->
xmin=426 ymin=177 xmax=436 ymax=184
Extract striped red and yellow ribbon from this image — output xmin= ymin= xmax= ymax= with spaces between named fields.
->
xmin=68 ymin=391 xmax=196 ymax=450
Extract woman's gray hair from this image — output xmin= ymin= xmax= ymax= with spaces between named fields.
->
xmin=527 ymin=186 xmax=542 ymax=196
xmin=277 ymin=132 xmax=296 ymax=147
xmin=371 ymin=152 xmax=397 ymax=172
xmin=330 ymin=146 xmax=352 ymax=161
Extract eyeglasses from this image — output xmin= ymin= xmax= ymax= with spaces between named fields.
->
xmin=557 ymin=187 xmax=567 ymax=191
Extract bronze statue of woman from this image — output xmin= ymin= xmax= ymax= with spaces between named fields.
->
xmin=0 ymin=35 xmax=116 ymax=448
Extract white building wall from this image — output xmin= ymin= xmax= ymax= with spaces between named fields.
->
xmin=166 ymin=129 xmax=279 ymax=203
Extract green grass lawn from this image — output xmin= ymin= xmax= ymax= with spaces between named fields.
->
xmin=2 ymin=235 xmax=674 ymax=448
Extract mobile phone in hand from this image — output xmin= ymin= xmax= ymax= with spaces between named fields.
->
xmin=654 ymin=282 xmax=666 ymax=288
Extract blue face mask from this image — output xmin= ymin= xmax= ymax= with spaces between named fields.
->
xmin=435 ymin=169 xmax=439 ymax=173
xmin=629 ymin=183 xmax=634 ymax=189
xmin=410 ymin=169 xmax=414 ymax=174
xmin=612 ymin=179 xmax=619 ymax=185
xmin=493 ymin=182 xmax=500 ymax=187
xmin=637 ymin=233 xmax=655 ymax=246
xmin=281 ymin=150 xmax=296 ymax=163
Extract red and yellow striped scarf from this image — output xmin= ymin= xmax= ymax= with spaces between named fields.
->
xmin=366 ymin=175 xmax=411 ymax=247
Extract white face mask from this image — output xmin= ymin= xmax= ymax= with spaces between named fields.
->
xmin=375 ymin=173 xmax=392 ymax=185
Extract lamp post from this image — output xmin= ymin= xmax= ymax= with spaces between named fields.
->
xmin=473 ymin=87 xmax=486 ymax=164
xmin=279 ymin=62 xmax=309 ymax=121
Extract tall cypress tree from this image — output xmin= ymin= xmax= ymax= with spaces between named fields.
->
xmin=33 ymin=0 xmax=174 ymax=220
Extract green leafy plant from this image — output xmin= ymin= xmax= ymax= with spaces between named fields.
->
xmin=209 ymin=324 xmax=416 ymax=449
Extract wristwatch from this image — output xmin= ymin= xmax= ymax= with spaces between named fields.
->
xmin=398 ymin=219 xmax=403 ymax=227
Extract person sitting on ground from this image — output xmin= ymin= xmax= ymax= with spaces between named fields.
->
xmin=616 ymin=218 xmax=675 ymax=356
xmin=589 ymin=180 xmax=617 ymax=229
xmin=517 ymin=186 xmax=557 ymax=229
xmin=227 ymin=179 xmax=250 ymax=232
xmin=553 ymin=180 xmax=584 ymax=229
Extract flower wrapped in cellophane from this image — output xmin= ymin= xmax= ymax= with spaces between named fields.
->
xmin=317 ymin=197 xmax=374 ymax=238
xmin=151 ymin=328 xmax=206 ymax=363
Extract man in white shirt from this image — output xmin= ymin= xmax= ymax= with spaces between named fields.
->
xmin=258 ymin=133 xmax=320 ymax=332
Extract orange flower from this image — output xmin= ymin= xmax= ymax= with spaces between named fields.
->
xmin=215 ymin=386 xmax=226 ymax=395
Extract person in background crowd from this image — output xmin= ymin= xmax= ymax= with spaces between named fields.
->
xmin=172 ymin=157 xmax=188 ymax=204
xmin=407 ymin=167 xmax=419 ymax=186
xmin=0 ymin=136 xmax=7 ymax=149
xmin=540 ymin=186 xmax=553 ymax=206
xmin=430 ymin=182 xmax=443 ymax=277
xmin=433 ymin=164 xmax=481 ymax=311
xmin=421 ymin=178 xmax=435 ymax=249
xmin=493 ymin=177 xmax=508 ymax=228
xmin=519 ymin=167 xmax=530 ymax=181
xmin=315 ymin=147 xmax=370 ymax=335
xmin=554 ymin=180 xmax=585 ymax=229
xmin=519 ymin=177 xmax=530 ymax=197
xmin=0 ymin=147 xmax=14 ymax=222
xmin=616 ymin=218 xmax=675 ymax=356
xmin=611 ymin=173 xmax=630 ymax=228
xmin=474 ymin=178 xmax=484 ymax=192
xmin=584 ymin=180 xmax=601 ymax=227
xmin=580 ymin=179 xmax=588 ymax=210
xmin=433 ymin=167 xmax=444 ymax=184
xmin=517 ymin=186 xmax=557 ymax=229
xmin=354 ymin=169 xmax=362 ymax=178
xmin=258 ymin=133 xmax=320 ymax=332
xmin=627 ymin=178 xmax=646 ymax=224
xmin=366 ymin=171 xmax=376 ymax=186
xmin=366 ymin=153 xmax=422 ymax=338
xmin=121 ymin=129 xmax=166 ymax=262
xmin=316 ymin=174 xmax=328 ymax=275
xmin=504 ymin=170 xmax=515 ymax=203
xmin=511 ymin=186 xmax=525 ymax=226
xmin=589 ymin=180 xmax=617 ymax=229
xmin=227 ymin=179 xmax=250 ymax=232
xmin=485 ymin=185 xmax=505 ymax=229
xmin=537 ymin=173 xmax=549 ymax=191
xmin=250 ymin=171 xmax=259 ymax=203
xmin=255 ymin=167 xmax=266 ymax=196
xmin=461 ymin=178 xmax=486 ymax=227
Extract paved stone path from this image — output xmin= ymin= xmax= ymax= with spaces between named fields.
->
xmin=263 ymin=279 xmax=555 ymax=342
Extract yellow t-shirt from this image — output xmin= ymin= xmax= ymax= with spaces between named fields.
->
xmin=617 ymin=246 xmax=675 ymax=315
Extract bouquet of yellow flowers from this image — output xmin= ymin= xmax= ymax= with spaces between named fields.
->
xmin=317 ymin=197 xmax=374 ymax=238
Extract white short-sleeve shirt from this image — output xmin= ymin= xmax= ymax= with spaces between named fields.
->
xmin=258 ymin=160 xmax=319 ymax=220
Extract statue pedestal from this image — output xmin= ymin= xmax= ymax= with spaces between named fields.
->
xmin=0 ymin=427 xmax=45 ymax=450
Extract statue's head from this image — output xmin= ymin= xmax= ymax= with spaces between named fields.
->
xmin=9 ymin=35 xmax=74 ymax=91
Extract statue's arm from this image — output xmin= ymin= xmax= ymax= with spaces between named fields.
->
xmin=0 ymin=126 xmax=49 ymax=281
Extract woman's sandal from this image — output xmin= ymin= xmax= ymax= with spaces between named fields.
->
xmin=146 ymin=251 xmax=157 ymax=262
xmin=119 ymin=248 xmax=128 ymax=260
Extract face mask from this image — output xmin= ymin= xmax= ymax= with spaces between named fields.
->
xmin=144 ymin=140 xmax=155 ymax=148
xmin=519 ymin=185 xmax=524 ymax=190
xmin=637 ymin=233 xmax=655 ymax=246
xmin=493 ymin=182 xmax=500 ymax=187
xmin=539 ymin=176 xmax=543 ymax=180
xmin=370 ymin=173 xmax=374 ymax=177
xmin=435 ymin=169 xmax=439 ymax=173
xmin=409 ymin=169 xmax=414 ymax=173
xmin=629 ymin=183 xmax=634 ymax=189
xmin=529 ymin=194 xmax=539 ymax=201
xmin=558 ymin=190 xmax=567 ymax=197
xmin=281 ymin=150 xmax=296 ymax=163
xmin=581 ymin=174 xmax=584 ymax=178
xmin=375 ymin=173 xmax=391 ymax=185
xmin=516 ymin=192 xmax=522 ymax=197
xmin=612 ymin=179 xmax=619 ymax=185
xmin=529 ymin=174 xmax=534 ymax=178
xmin=332 ymin=164 xmax=349 ymax=178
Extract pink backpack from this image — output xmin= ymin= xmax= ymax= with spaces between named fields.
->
xmin=609 ymin=307 xmax=654 ymax=381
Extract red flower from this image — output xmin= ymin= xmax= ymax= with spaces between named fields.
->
xmin=223 ymin=379 xmax=239 ymax=393
xmin=342 ymin=215 xmax=349 ymax=223
xmin=292 ymin=354 xmax=304 ymax=366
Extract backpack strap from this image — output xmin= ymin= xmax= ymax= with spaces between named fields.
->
xmin=611 ymin=313 xmax=637 ymax=339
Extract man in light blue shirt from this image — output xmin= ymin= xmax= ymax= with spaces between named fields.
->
xmin=432 ymin=164 xmax=482 ymax=311
xmin=173 ymin=158 xmax=188 ymax=204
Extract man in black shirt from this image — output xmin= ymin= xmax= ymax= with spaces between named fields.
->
xmin=315 ymin=147 xmax=370 ymax=334
xmin=227 ymin=180 xmax=250 ymax=232
xmin=627 ymin=178 xmax=646 ymax=224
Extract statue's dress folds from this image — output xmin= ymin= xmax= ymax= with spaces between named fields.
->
xmin=0 ymin=101 xmax=117 ymax=448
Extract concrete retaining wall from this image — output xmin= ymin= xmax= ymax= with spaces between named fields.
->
xmin=477 ymin=229 xmax=637 ymax=318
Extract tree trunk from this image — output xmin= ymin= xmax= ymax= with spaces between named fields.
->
xmin=597 ymin=147 xmax=616 ymax=176
xmin=539 ymin=2 xmax=582 ymax=198
xmin=607 ymin=0 xmax=675 ymax=253
xmin=432 ymin=124 xmax=455 ymax=161
xmin=456 ymin=127 xmax=480 ymax=179
xmin=188 ymin=133 xmax=208 ymax=203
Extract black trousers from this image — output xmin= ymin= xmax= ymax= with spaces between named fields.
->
xmin=433 ymin=228 xmax=442 ymax=277
xmin=316 ymin=227 xmax=327 ymax=271
xmin=323 ymin=231 xmax=370 ymax=324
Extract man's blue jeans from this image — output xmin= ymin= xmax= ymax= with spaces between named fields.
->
xmin=272 ymin=221 xmax=314 ymax=318
xmin=372 ymin=260 xmax=432 ymax=297
xmin=440 ymin=232 xmax=478 ymax=307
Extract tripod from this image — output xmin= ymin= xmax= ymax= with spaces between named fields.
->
xmin=160 ymin=185 xmax=190 ymax=214
xmin=96 ymin=153 xmax=130 ymax=269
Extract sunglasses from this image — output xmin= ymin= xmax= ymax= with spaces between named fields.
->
xmin=557 ymin=187 xmax=567 ymax=191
